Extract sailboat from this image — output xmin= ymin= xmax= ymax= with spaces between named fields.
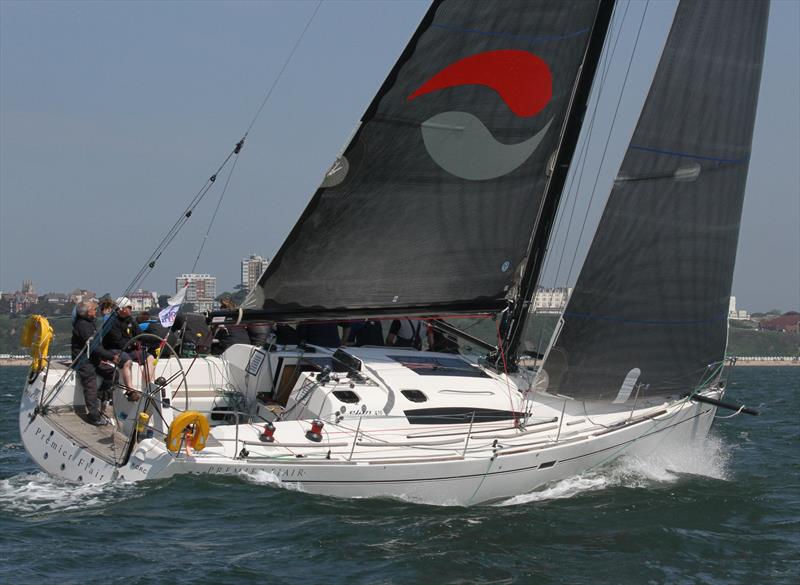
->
xmin=18 ymin=0 xmax=767 ymax=505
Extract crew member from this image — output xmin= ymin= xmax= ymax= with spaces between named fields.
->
xmin=71 ymin=300 xmax=118 ymax=426
xmin=103 ymin=296 xmax=155 ymax=397
xmin=386 ymin=318 xmax=425 ymax=349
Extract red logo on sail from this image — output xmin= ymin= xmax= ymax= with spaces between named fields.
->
xmin=408 ymin=49 xmax=552 ymax=117
xmin=408 ymin=50 xmax=554 ymax=181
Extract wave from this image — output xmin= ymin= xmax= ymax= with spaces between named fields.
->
xmin=238 ymin=469 xmax=305 ymax=492
xmin=0 ymin=472 xmax=134 ymax=516
xmin=500 ymin=475 xmax=611 ymax=506
xmin=499 ymin=434 xmax=729 ymax=506
xmin=616 ymin=433 xmax=729 ymax=483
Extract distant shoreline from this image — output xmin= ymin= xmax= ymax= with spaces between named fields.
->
xmin=0 ymin=359 xmax=34 ymax=366
xmin=728 ymin=359 xmax=799 ymax=367
xmin=1 ymin=357 xmax=798 ymax=368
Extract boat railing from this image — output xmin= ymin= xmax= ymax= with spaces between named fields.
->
xmin=166 ymin=404 xmax=569 ymax=462
xmin=128 ymin=391 xmax=678 ymax=464
xmin=145 ymin=368 xmax=687 ymax=462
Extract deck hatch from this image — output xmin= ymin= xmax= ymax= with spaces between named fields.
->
xmin=403 ymin=407 xmax=525 ymax=425
xmin=388 ymin=355 xmax=489 ymax=378
xmin=332 ymin=390 xmax=360 ymax=404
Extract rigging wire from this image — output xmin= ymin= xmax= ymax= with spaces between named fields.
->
xmin=245 ymin=0 xmax=323 ymax=135
xmin=122 ymin=0 xmax=323 ymax=297
xmin=545 ymin=0 xmax=632 ymax=290
xmin=121 ymin=159 xmax=232 ymax=296
xmin=185 ymin=0 xmax=324 ymax=276
xmin=517 ymin=1 xmax=631 ymax=365
xmin=563 ymin=0 xmax=651 ymax=288
xmin=543 ymin=2 xmax=628 ymax=280
xmin=191 ymin=145 xmax=243 ymax=273
xmin=516 ymin=2 xmax=649 ymax=376
xmin=42 ymin=3 xmax=326 ymax=406
xmin=495 ymin=319 xmax=518 ymax=428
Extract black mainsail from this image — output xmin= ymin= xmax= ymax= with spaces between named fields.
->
xmin=241 ymin=0 xmax=608 ymax=321
xmin=541 ymin=0 xmax=769 ymax=401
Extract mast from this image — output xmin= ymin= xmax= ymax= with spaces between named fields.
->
xmin=501 ymin=0 xmax=616 ymax=366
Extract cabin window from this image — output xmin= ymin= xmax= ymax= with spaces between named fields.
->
xmin=401 ymin=389 xmax=428 ymax=403
xmin=404 ymin=407 xmax=524 ymax=425
xmin=332 ymin=390 xmax=360 ymax=404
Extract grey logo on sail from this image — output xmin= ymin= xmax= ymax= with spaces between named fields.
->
xmin=407 ymin=49 xmax=554 ymax=181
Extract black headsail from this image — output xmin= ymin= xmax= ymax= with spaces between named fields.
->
xmin=235 ymin=0 xmax=607 ymax=323
xmin=540 ymin=0 xmax=770 ymax=401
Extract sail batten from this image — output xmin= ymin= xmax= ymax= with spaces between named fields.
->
xmin=627 ymin=144 xmax=750 ymax=164
xmin=541 ymin=0 xmax=770 ymax=401
xmin=246 ymin=0 xmax=605 ymax=320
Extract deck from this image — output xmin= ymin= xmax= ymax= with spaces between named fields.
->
xmin=45 ymin=406 xmax=131 ymax=465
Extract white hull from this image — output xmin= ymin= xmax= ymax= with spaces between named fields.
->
xmin=19 ymin=345 xmax=719 ymax=505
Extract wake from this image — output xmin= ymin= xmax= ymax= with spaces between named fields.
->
xmin=238 ymin=469 xmax=305 ymax=493
xmin=499 ymin=434 xmax=729 ymax=506
xmin=0 ymin=472 xmax=135 ymax=516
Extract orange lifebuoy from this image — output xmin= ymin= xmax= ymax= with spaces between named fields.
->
xmin=166 ymin=411 xmax=210 ymax=453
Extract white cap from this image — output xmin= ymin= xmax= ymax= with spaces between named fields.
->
xmin=115 ymin=296 xmax=133 ymax=308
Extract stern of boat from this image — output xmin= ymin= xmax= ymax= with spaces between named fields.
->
xmin=19 ymin=367 xmax=119 ymax=483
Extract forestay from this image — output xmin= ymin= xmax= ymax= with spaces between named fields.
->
xmin=541 ymin=0 xmax=769 ymax=401
xmin=246 ymin=0 xmax=603 ymax=320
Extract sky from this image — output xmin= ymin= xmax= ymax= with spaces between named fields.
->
xmin=1 ymin=0 xmax=798 ymax=313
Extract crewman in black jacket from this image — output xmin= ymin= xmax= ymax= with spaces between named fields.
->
xmin=102 ymin=296 xmax=155 ymax=394
xmin=71 ymin=300 xmax=118 ymax=425
xmin=104 ymin=298 xmax=137 ymax=351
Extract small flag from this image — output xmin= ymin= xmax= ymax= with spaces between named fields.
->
xmin=159 ymin=285 xmax=187 ymax=327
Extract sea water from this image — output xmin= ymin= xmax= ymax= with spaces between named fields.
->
xmin=1 ymin=366 xmax=797 ymax=584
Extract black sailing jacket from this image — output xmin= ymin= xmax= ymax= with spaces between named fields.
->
xmin=71 ymin=314 xmax=115 ymax=364
xmin=103 ymin=313 xmax=137 ymax=351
